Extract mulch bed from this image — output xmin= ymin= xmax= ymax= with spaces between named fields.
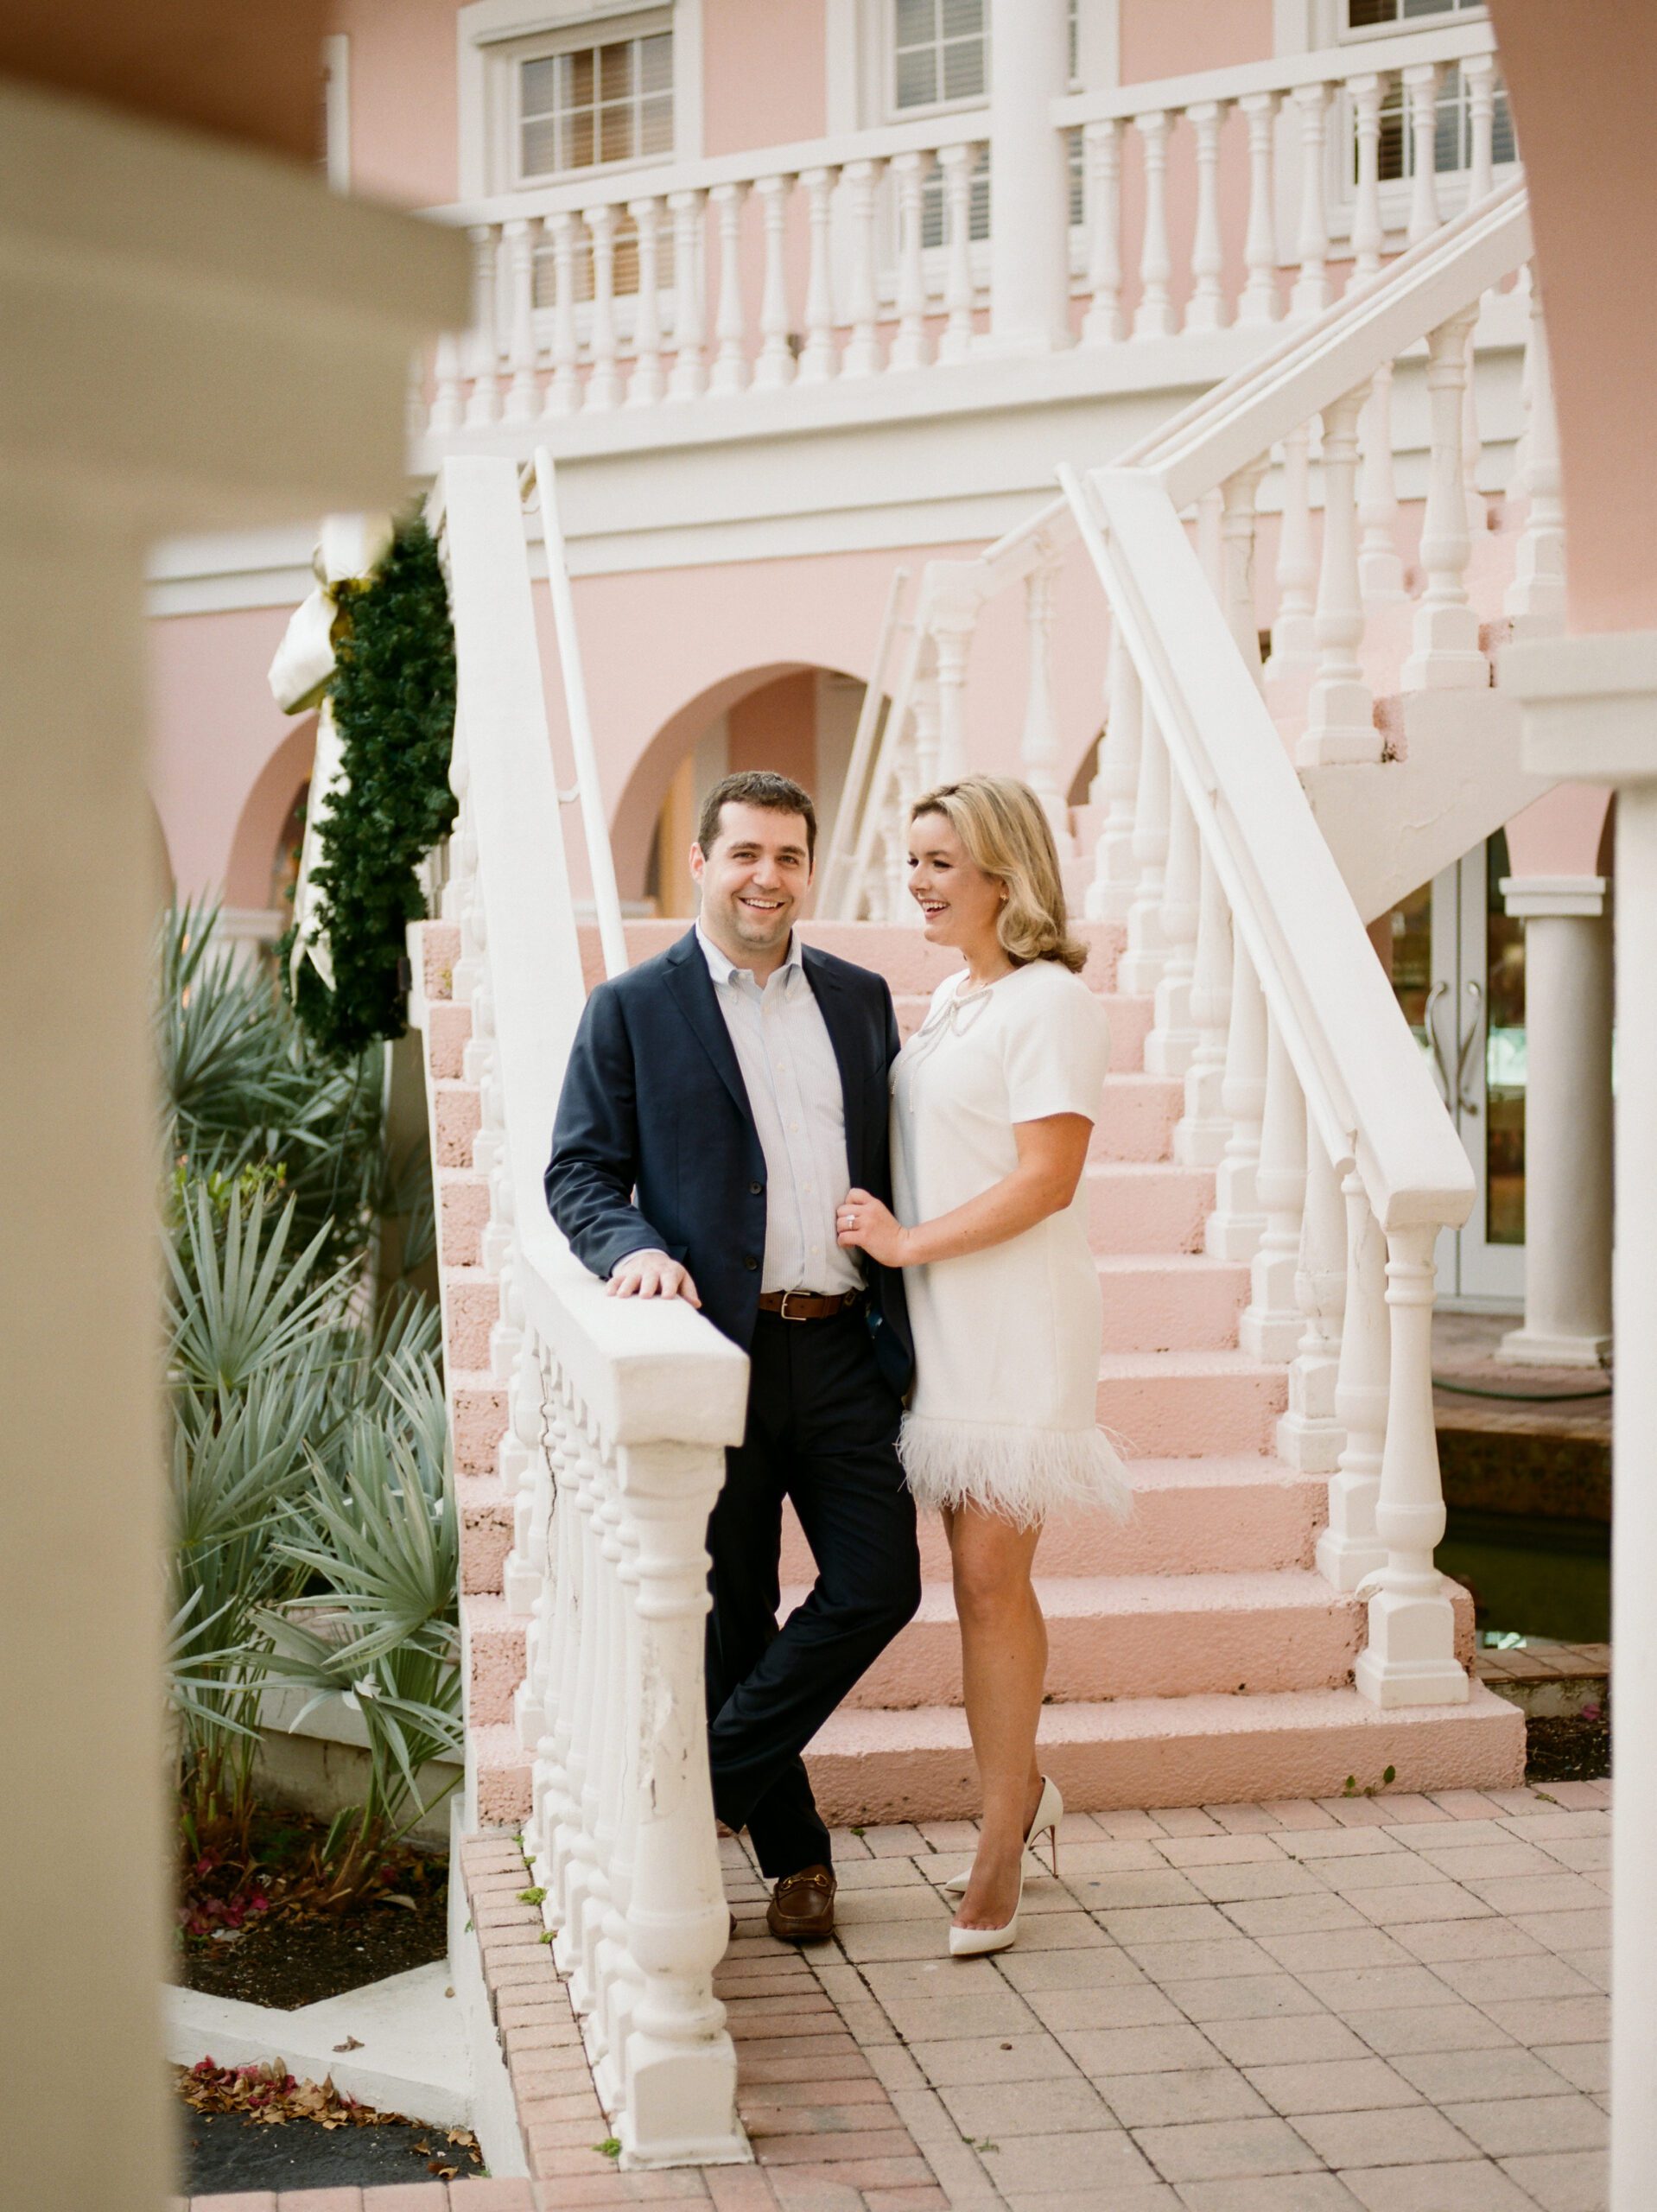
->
xmin=177 ymin=1807 xmax=449 ymax=2011
xmin=1527 ymin=1710 xmax=1612 ymax=1783
xmin=175 ymin=2061 xmax=484 ymax=2194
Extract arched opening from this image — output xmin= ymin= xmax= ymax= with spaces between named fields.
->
xmin=223 ymin=718 xmax=317 ymax=949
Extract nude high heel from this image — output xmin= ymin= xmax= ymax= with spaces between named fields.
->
xmin=941 ymin=1775 xmax=1063 ymax=1897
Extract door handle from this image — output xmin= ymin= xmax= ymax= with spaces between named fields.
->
xmin=1424 ymin=979 xmax=1452 ymax=1104
xmin=1456 ymin=980 xmax=1485 ymax=1116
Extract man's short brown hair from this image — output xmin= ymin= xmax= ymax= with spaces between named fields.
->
xmin=695 ymin=770 xmax=817 ymax=865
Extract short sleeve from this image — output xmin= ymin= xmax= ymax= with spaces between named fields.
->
xmin=1003 ymin=969 xmax=1112 ymax=1125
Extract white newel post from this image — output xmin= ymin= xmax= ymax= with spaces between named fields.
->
xmin=1504 ymin=629 xmax=1657 ymax=2212
xmin=1402 ymin=305 xmax=1486 ymax=690
xmin=1301 ymin=381 xmax=1380 ymax=766
xmin=1279 ymin=1118 xmax=1347 ymax=1473
xmin=987 ymin=0 xmax=1072 ymax=353
xmin=1133 ymin=111 xmax=1176 ymax=340
xmin=1353 ymin=1220 xmax=1467 ymax=1706
xmin=1081 ymin=118 xmax=1124 ymax=344
xmin=1238 ymin=92 xmax=1280 ymax=324
xmin=1497 ymin=877 xmax=1614 ymax=1366
xmin=1207 ymin=937 xmax=1267 ymax=1260
xmin=1237 ymin=1016 xmax=1307 ymax=1358
xmin=1085 ymin=632 xmax=1141 ymax=921
xmin=1019 ymin=547 xmax=1071 ymax=849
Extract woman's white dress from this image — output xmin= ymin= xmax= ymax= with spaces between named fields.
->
xmin=891 ymin=957 xmax=1132 ymax=1529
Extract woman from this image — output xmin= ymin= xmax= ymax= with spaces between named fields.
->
xmin=837 ymin=775 xmax=1130 ymax=1957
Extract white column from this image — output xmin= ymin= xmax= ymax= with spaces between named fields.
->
xmin=1080 ymin=118 xmax=1124 ymax=345
xmin=1184 ymin=101 xmax=1228 ymax=334
xmin=464 ymin=223 xmax=503 ymax=425
xmin=1237 ymin=92 xmax=1280 ymax=325
xmin=1220 ymin=459 xmax=1267 ymax=684
xmin=1349 ymin=73 xmax=1384 ymax=289
xmin=1146 ymin=771 xmax=1200 ymax=1074
xmin=1496 ymin=877 xmax=1613 ymax=1366
xmin=1133 ymin=111 xmax=1176 ymax=340
xmin=986 ymin=0 xmax=1072 ymax=353
xmin=752 ymin=174 xmax=797 ymax=388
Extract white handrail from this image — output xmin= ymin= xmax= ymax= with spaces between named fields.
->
xmin=530 ymin=448 xmax=629 ymax=982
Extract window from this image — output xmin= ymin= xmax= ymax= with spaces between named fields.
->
xmin=894 ymin=0 xmax=986 ymax=111
xmin=517 ymin=19 xmax=672 ymax=181
xmin=1367 ymin=60 xmax=1515 ymax=181
xmin=1347 ymin=0 xmax=1482 ymax=24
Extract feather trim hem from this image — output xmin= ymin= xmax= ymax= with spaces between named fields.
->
xmin=898 ymin=1415 xmax=1134 ymax=1531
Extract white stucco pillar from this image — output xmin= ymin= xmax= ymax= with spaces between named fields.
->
xmin=986 ymin=0 xmax=1074 ymax=354
xmin=1496 ymin=874 xmax=1614 ymax=1366
xmin=0 ymin=83 xmax=464 ymax=2212
xmin=1506 ymin=631 xmax=1657 ymax=2212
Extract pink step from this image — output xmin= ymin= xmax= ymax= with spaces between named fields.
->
xmin=1096 ymin=1254 xmax=1248 ymax=1351
xmin=432 ymin=1078 xmax=480 ymax=1170
xmin=466 ymin=1592 xmax=524 ymax=1726
xmin=439 ymin=1167 xmax=491 ymax=1269
xmin=420 ymin=921 xmax=460 ymax=1002
xmin=1089 ymin=1074 xmax=1183 ymax=1163
xmin=474 ymin=1722 xmax=531 ymax=1825
xmin=443 ymin=1266 xmax=500 ymax=1371
xmin=1099 ymin=1351 xmax=1288 ymax=1459
xmin=779 ymin=1457 xmax=1325 ymax=1585
xmin=802 ymin=1683 xmax=1527 ymax=1823
xmin=1087 ymin=1162 xmax=1214 ymax=1254
xmin=426 ymin=999 xmax=471 ymax=1080
xmin=452 ymin=1370 xmax=508 ymax=1477
xmin=819 ymin=1570 xmax=1368 ymax=1710
xmin=459 ymin=1471 xmax=512 ymax=1596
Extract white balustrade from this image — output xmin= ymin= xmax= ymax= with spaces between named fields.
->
xmin=1173 ymin=847 xmax=1233 ymax=1166
xmin=1219 ymin=460 xmax=1267 ymax=683
xmin=1404 ymin=64 xmax=1442 ymax=247
xmin=502 ymin=218 xmax=540 ymax=423
xmin=547 ymin=210 xmax=581 ymax=412
xmin=464 ymin=226 xmax=502 ymax=427
xmin=937 ymin=143 xmax=978 ymax=363
xmin=931 ymin=606 xmax=975 ymax=783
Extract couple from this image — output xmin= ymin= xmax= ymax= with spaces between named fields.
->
xmin=546 ymin=768 xmax=1129 ymax=1958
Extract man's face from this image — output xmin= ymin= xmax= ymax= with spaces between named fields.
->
xmin=690 ymin=800 xmax=813 ymax=964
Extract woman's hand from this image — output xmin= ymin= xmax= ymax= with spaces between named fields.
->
xmin=837 ymin=1187 xmax=911 ymax=1268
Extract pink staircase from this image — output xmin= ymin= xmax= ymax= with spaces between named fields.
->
xmin=416 ymin=908 xmax=1522 ymax=1830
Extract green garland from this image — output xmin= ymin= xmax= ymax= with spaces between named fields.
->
xmin=283 ymin=518 xmax=458 ymax=1061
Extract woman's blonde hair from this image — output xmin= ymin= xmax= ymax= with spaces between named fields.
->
xmin=910 ymin=775 xmax=1088 ymax=975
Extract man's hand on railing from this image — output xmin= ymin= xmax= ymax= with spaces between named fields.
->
xmin=606 ymin=1249 xmax=702 ymax=1306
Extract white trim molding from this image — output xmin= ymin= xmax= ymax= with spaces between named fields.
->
xmin=1498 ymin=873 xmax=1608 ymax=920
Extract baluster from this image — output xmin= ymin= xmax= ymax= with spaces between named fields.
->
xmin=502 ymin=217 xmax=541 ymax=421
xmin=1174 ymin=847 xmax=1233 ymax=1166
xmin=1289 ymin=83 xmax=1330 ymax=318
xmin=1184 ymin=101 xmax=1228 ymax=334
xmin=1084 ymin=631 xmax=1141 ymax=923
xmin=1358 ymin=363 xmax=1406 ymax=607
xmin=1207 ymin=936 xmax=1267 ymax=1260
xmin=911 ymin=664 xmax=942 ymax=792
xmin=528 ymin=1366 xmax=577 ymax=1910
xmin=1118 ymin=705 xmax=1170 ymax=996
xmin=1270 ymin=425 xmax=1317 ymax=673
xmin=797 ymin=167 xmax=839 ymax=382
xmin=465 ymin=223 xmax=503 ymax=425
xmin=1237 ymin=92 xmax=1280 ymax=324
xmin=584 ymin=204 xmax=622 ymax=409
xmin=1462 ymin=317 xmax=1487 ymax=537
xmin=627 ymin=196 xmax=665 ymax=405
xmin=1316 ymin=1173 xmax=1388 ymax=1588
xmin=429 ymin=330 xmax=465 ymax=435
xmin=1506 ymin=273 xmax=1565 ymax=635
xmin=1353 ymin=1223 xmax=1469 ymax=1706
xmin=932 ymin=606 xmax=975 ymax=779
xmin=1220 ymin=458 xmax=1267 ymax=686
xmin=1402 ymin=303 xmax=1485 ymax=690
xmin=1465 ymin=51 xmax=1496 ymax=202
xmin=552 ymin=1421 xmax=603 ymax=1967
xmin=1019 ymin=545 xmax=1070 ymax=849
xmin=1349 ymin=74 xmax=1384 ymax=292
xmin=1146 ymin=770 xmax=1200 ymax=1074
xmin=1238 ymin=1017 xmax=1308 ymax=1357
xmin=752 ymin=175 xmax=796 ymax=389
xmin=1403 ymin=64 xmax=1441 ymax=245
xmin=593 ymin=1495 xmax=645 ymax=2109
xmin=1133 ymin=111 xmax=1175 ymax=339
xmin=1279 ymin=1118 xmax=1347 ymax=1472
xmin=1301 ymin=380 xmax=1379 ymax=766
xmin=1081 ymin=118 xmax=1124 ymax=344
xmin=938 ymin=143 xmax=977 ymax=363
xmin=575 ymin=1464 xmax=627 ymax=2044
xmin=545 ymin=210 xmax=582 ymax=415
xmin=841 ymin=159 xmax=884 ymax=376
xmin=890 ymin=152 xmax=931 ymax=371
xmin=617 ymin=1440 xmax=740 ymax=2164
xmin=708 ymin=182 xmax=749 ymax=395
xmin=667 ymin=188 xmax=708 ymax=398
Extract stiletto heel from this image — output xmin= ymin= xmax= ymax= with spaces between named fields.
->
xmin=942 ymin=1776 xmax=1064 ymax=1900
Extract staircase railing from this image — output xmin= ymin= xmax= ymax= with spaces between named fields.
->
xmin=434 ymin=454 xmax=750 ymax=2167
xmin=837 ymin=178 xmax=1555 ymax=1708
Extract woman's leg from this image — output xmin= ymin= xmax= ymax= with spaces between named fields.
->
xmin=944 ymin=1503 xmax=1047 ymax=1931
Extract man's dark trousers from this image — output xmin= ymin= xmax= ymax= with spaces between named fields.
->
xmin=707 ymin=1305 xmax=920 ymax=1879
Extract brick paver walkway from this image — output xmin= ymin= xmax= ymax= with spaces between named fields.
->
xmin=185 ymin=1781 xmax=1610 ymax=2212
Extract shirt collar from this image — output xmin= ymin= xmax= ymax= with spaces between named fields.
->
xmin=696 ymin=921 xmax=804 ymax=991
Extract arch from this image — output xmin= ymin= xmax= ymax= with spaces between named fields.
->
xmin=224 ymin=717 xmax=317 ymax=912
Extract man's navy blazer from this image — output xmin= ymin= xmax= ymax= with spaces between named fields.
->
xmin=545 ymin=928 xmax=914 ymax=1400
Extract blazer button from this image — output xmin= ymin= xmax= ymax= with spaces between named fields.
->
xmin=749 ymin=1180 xmax=763 ymax=1196
xmin=744 ymin=1254 xmax=759 ymax=1271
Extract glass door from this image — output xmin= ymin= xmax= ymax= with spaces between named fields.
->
xmin=1383 ymin=832 xmax=1526 ymax=1306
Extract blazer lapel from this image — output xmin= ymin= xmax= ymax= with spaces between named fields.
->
xmin=802 ymin=946 xmax=873 ymax=1184
xmin=663 ymin=929 xmax=754 ymax=1122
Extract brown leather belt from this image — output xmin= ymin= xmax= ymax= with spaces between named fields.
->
xmin=756 ymin=1289 xmax=864 ymax=1321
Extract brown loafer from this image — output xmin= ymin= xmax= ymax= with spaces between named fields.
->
xmin=766 ymin=1864 xmax=836 ymax=1943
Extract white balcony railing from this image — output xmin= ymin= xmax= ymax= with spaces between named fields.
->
xmin=435 ymin=454 xmax=750 ymax=2167
xmin=834 ymin=175 xmax=1549 ymax=1707
xmin=418 ymin=16 xmax=1508 ymax=445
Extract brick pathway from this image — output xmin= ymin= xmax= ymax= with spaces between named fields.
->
xmin=186 ymin=1782 xmax=1610 ymax=2212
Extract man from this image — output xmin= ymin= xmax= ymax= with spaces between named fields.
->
xmin=546 ymin=769 xmax=920 ymax=1943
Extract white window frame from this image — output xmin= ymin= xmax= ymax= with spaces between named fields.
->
xmin=1331 ymin=0 xmax=1490 ymax=46
xmin=887 ymin=0 xmax=991 ymax=124
xmin=458 ymin=0 xmax=702 ymax=201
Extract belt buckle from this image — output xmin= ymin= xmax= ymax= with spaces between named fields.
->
xmin=778 ymin=1288 xmax=810 ymax=1322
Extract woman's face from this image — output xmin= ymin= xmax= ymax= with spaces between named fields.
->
xmin=907 ymin=810 xmax=1005 ymax=955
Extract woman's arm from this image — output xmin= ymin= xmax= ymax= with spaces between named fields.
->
xmin=839 ymin=1114 xmax=1092 ymax=1269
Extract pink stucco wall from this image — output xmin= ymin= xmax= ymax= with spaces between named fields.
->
xmin=1119 ymin=0 xmax=1274 ymax=85
xmin=1503 ymin=784 xmax=1616 ymax=880
xmin=727 ymin=669 xmax=818 ymax=784
xmin=333 ymin=0 xmax=459 ymax=208
xmin=702 ymin=0 xmax=826 ymax=156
